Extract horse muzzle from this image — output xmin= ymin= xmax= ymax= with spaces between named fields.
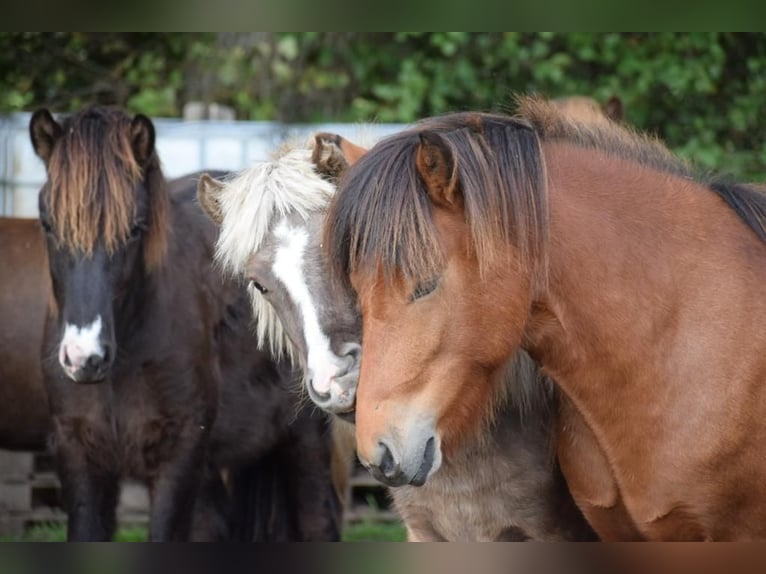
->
xmin=359 ymin=426 xmax=442 ymax=487
xmin=307 ymin=343 xmax=361 ymax=414
xmin=58 ymin=317 xmax=114 ymax=384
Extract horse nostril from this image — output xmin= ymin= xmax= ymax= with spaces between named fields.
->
xmin=62 ymin=349 xmax=72 ymax=367
xmin=343 ymin=343 xmax=361 ymax=363
xmin=410 ymin=436 xmax=437 ymax=486
xmin=102 ymin=345 xmax=112 ymax=364
xmin=85 ymin=354 xmax=104 ymax=371
xmin=334 ymin=343 xmax=362 ymax=380
xmin=378 ymin=442 xmax=399 ymax=479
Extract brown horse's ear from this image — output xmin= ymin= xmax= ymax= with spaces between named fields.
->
xmin=603 ymin=96 xmax=624 ymax=122
xmin=416 ymin=131 xmax=459 ymax=209
xmin=197 ymin=173 xmax=226 ymax=225
xmin=29 ymin=109 xmax=63 ymax=165
xmin=130 ymin=114 xmax=156 ymax=166
xmin=337 ymin=135 xmax=367 ymax=166
xmin=312 ymin=133 xmax=368 ymax=181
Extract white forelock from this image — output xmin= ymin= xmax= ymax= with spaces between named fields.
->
xmin=215 ymin=143 xmax=336 ymax=276
xmin=214 ymin=140 xmax=336 ymax=364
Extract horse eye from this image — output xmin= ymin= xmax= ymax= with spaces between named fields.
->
xmin=410 ymin=277 xmax=440 ymax=302
xmin=250 ymin=280 xmax=268 ymax=295
xmin=40 ymin=219 xmax=53 ymax=234
xmin=129 ymin=223 xmax=144 ymax=239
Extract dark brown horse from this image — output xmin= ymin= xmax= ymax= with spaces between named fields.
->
xmin=0 ymin=218 xmax=50 ymax=450
xmin=326 ymin=97 xmax=766 ymax=540
xmin=28 ymin=106 xmax=342 ymax=541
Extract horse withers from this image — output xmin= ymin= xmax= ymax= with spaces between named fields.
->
xmin=29 ymin=107 xmax=342 ymax=541
xmin=325 ymin=97 xmax=766 ymax=540
xmin=196 ymin=133 xmax=595 ymax=541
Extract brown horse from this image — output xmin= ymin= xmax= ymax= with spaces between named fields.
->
xmin=0 ymin=218 xmax=51 ymax=450
xmin=325 ymin=97 xmax=766 ymax=540
xmin=197 ymin=132 xmax=595 ymax=541
xmin=28 ymin=106 xmax=342 ymax=541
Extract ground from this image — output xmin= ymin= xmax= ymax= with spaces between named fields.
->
xmin=0 ymin=521 xmax=407 ymax=542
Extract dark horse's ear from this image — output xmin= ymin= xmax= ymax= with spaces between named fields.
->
xmin=29 ymin=109 xmax=63 ymax=165
xmin=603 ymin=96 xmax=624 ymax=123
xmin=130 ymin=114 xmax=156 ymax=166
xmin=312 ymin=133 xmax=368 ymax=181
xmin=133 ymin=113 xmax=168 ymax=271
xmin=197 ymin=173 xmax=226 ymax=225
xmin=416 ymin=131 xmax=459 ymax=209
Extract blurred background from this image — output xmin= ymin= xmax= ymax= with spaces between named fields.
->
xmin=3 ymin=32 xmax=765 ymax=177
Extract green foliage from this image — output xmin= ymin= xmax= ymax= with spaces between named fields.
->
xmin=2 ymin=33 xmax=765 ymax=179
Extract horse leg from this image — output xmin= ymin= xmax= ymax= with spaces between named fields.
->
xmin=557 ymin=398 xmax=644 ymax=541
xmin=147 ymin=424 xmax=209 ymax=541
xmin=190 ymin=468 xmax=232 ymax=542
xmin=53 ymin=419 xmax=120 ymax=541
xmin=280 ymin=414 xmax=342 ymax=541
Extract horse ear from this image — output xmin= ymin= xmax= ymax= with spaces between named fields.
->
xmin=130 ymin=114 xmax=156 ymax=166
xmin=29 ymin=109 xmax=63 ymax=165
xmin=312 ymin=133 xmax=349 ymax=180
xmin=416 ymin=131 xmax=459 ymax=209
xmin=337 ymin=135 xmax=367 ymax=166
xmin=603 ymin=96 xmax=624 ymax=122
xmin=197 ymin=173 xmax=226 ymax=225
xmin=312 ymin=133 xmax=368 ymax=181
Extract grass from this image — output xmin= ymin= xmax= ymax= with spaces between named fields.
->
xmin=1 ymin=521 xmax=407 ymax=542
xmin=1 ymin=522 xmax=147 ymax=542
xmin=342 ymin=521 xmax=407 ymax=542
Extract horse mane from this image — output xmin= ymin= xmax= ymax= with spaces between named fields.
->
xmin=213 ymin=139 xmax=337 ymax=362
xmin=517 ymin=95 xmax=766 ymax=243
xmin=327 ymin=97 xmax=765 ymax=291
xmin=44 ymin=107 xmax=168 ymax=269
xmin=326 ymin=112 xmax=549 ymax=288
xmin=517 ymin=95 xmax=694 ymax=178
xmin=708 ymin=180 xmax=766 ymax=242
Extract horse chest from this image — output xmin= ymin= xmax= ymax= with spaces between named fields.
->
xmin=556 ymin=394 xmax=718 ymax=540
xmin=112 ymin=373 xmax=210 ymax=476
xmin=52 ymin=371 xmax=208 ymax=480
xmin=392 ymin=428 xmax=568 ymax=541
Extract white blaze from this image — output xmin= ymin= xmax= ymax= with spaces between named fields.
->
xmin=272 ymin=221 xmax=349 ymax=395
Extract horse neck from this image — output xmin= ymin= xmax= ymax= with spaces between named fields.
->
xmin=527 ymin=141 xmax=766 ymax=390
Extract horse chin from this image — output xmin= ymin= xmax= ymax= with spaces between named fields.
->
xmin=65 ymin=368 xmax=109 ymax=385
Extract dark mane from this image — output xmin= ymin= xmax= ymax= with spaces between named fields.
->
xmin=43 ymin=107 xmax=168 ymax=268
xmin=708 ymin=180 xmax=766 ymax=242
xmin=326 ymin=112 xmax=548 ymax=286
xmin=517 ymin=96 xmax=766 ymax=243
